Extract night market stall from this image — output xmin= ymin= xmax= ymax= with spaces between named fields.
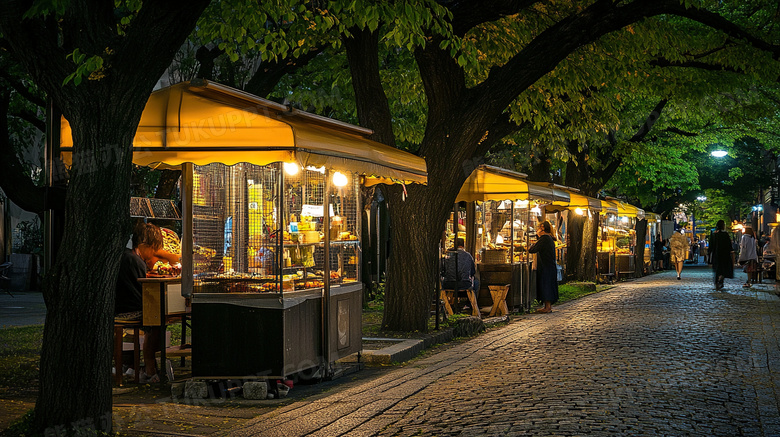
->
xmin=453 ymin=165 xmax=569 ymax=312
xmin=60 ymin=79 xmax=427 ymax=381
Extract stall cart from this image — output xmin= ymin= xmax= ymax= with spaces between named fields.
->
xmin=60 ymin=79 xmax=427 ymax=381
xmin=454 ymin=165 xmax=569 ymax=312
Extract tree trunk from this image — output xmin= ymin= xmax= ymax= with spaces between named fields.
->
xmin=0 ymin=2 xmax=210 ymax=432
xmin=635 ymin=218 xmax=648 ymax=277
xmin=575 ymin=214 xmax=599 ymax=282
xmin=36 ymin=101 xmax=139 ymax=432
xmin=566 ymin=212 xmax=585 ymax=281
xmin=381 ymin=184 xmax=443 ymax=331
xmin=155 ymin=169 xmax=182 ymax=199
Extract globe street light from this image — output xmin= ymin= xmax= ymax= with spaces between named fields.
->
xmin=711 ymin=150 xmax=728 ymax=158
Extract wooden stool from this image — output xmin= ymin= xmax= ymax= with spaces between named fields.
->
xmin=440 ymin=288 xmax=480 ymax=318
xmin=113 ymin=319 xmax=141 ymax=385
xmin=486 ymin=285 xmax=510 ymax=317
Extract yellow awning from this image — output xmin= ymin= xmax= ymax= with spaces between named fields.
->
xmin=455 ymin=165 xmax=567 ymax=203
xmin=610 ymin=199 xmax=640 ymax=218
xmin=567 ymin=192 xmax=603 ymax=211
xmin=600 ymin=200 xmax=618 ymax=215
xmin=59 ymin=79 xmax=427 ymax=185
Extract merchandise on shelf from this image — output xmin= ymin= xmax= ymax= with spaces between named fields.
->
xmin=191 ymin=162 xmax=361 ymax=294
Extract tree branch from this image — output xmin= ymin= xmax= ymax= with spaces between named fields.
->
xmin=0 ymin=66 xmax=46 ymax=107
xmin=244 ymin=46 xmax=325 ymax=99
xmin=470 ymin=0 xmax=780 ymax=121
xmin=630 ymin=99 xmax=668 ymax=142
xmin=343 ymin=27 xmax=396 ymax=146
xmin=441 ymin=0 xmax=539 ymax=36
xmin=0 ymin=90 xmax=45 ymax=213
xmin=10 ymin=108 xmax=46 ymax=132
xmin=649 ymin=58 xmax=744 ymax=73
xmin=665 ymin=127 xmax=699 ymax=137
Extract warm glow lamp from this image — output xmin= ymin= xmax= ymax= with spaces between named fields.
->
xmin=574 ymin=207 xmax=584 ymax=216
xmin=283 ymin=162 xmax=300 ymax=175
xmin=333 ymin=171 xmax=349 ymax=187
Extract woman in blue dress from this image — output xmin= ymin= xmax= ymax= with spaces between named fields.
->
xmin=529 ymin=220 xmax=559 ymax=313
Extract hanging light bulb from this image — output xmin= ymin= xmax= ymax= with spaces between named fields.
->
xmin=283 ymin=162 xmax=300 ymax=175
xmin=574 ymin=208 xmax=584 ymax=216
xmin=333 ymin=171 xmax=349 ymax=187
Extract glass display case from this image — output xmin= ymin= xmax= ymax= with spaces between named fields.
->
xmin=615 ymin=215 xmax=636 ymax=255
xmin=188 ymin=162 xmax=363 ymax=379
xmin=189 ymin=162 xmax=360 ymax=295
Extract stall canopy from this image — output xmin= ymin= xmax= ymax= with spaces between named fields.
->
xmin=456 ymin=165 xmax=568 ymax=203
xmin=59 ymin=79 xmax=427 ymax=185
xmin=607 ymin=198 xmax=644 ymax=219
xmin=599 ymin=199 xmax=619 ymax=215
xmin=566 ymin=191 xmax=603 ymax=212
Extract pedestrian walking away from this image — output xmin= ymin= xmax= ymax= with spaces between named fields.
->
xmin=529 ymin=220 xmax=558 ymax=313
xmin=738 ymin=227 xmax=759 ymax=288
xmin=709 ymin=220 xmax=734 ymax=290
xmin=653 ymin=234 xmax=665 ymax=271
xmin=669 ymin=229 xmax=690 ymax=280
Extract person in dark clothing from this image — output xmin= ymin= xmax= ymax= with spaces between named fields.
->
xmin=441 ymin=238 xmax=479 ymax=293
xmin=709 ymin=220 xmax=734 ymax=291
xmin=529 ymin=220 xmax=558 ymax=313
xmin=653 ymin=234 xmax=665 ymax=271
xmin=115 ymin=222 xmax=165 ymax=383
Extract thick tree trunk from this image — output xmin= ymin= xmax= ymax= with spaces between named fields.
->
xmin=381 ymin=184 xmax=443 ymax=331
xmin=575 ymin=214 xmax=599 ymax=282
xmin=36 ymin=102 xmax=138 ymax=432
xmin=0 ymin=2 xmax=211 ymax=432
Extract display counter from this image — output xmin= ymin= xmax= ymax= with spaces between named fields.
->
xmin=615 ymin=254 xmax=635 ymax=281
xmin=478 ymin=262 xmax=532 ymax=311
xmin=597 ymin=251 xmax=615 ymax=281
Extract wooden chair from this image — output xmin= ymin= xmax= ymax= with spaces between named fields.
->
xmin=113 ymin=319 xmax=141 ymax=385
xmin=440 ymin=287 xmax=480 ymax=318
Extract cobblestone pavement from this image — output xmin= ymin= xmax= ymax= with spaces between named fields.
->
xmin=230 ymin=267 xmax=780 ymax=436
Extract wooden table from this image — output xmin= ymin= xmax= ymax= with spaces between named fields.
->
xmin=138 ymin=276 xmax=188 ymax=382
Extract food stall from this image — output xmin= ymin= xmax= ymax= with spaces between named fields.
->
xmin=597 ymin=200 xmax=619 ymax=281
xmin=60 ymin=79 xmax=427 ymax=380
xmin=454 ymin=165 xmax=569 ymax=312
xmin=611 ymin=200 xmax=643 ymax=280
xmin=645 ymin=212 xmax=662 ymax=270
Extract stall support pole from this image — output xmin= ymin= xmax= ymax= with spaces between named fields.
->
xmin=43 ymin=100 xmax=63 ymax=275
xmin=181 ymin=163 xmax=194 ymax=297
xmin=322 ymin=170 xmax=332 ymax=376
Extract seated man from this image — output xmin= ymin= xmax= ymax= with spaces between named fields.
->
xmin=441 ymin=238 xmax=480 ymax=314
xmin=115 ymin=222 xmax=166 ymax=383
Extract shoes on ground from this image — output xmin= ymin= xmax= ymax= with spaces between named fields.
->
xmin=677 ymin=276 xmax=681 ymax=280
xmin=743 ymin=283 xmax=752 ymax=288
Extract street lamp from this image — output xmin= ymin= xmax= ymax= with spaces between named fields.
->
xmin=711 ymin=150 xmax=728 ymax=158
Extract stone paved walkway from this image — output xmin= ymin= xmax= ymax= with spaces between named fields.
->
xmin=229 ymin=267 xmax=780 ymax=436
